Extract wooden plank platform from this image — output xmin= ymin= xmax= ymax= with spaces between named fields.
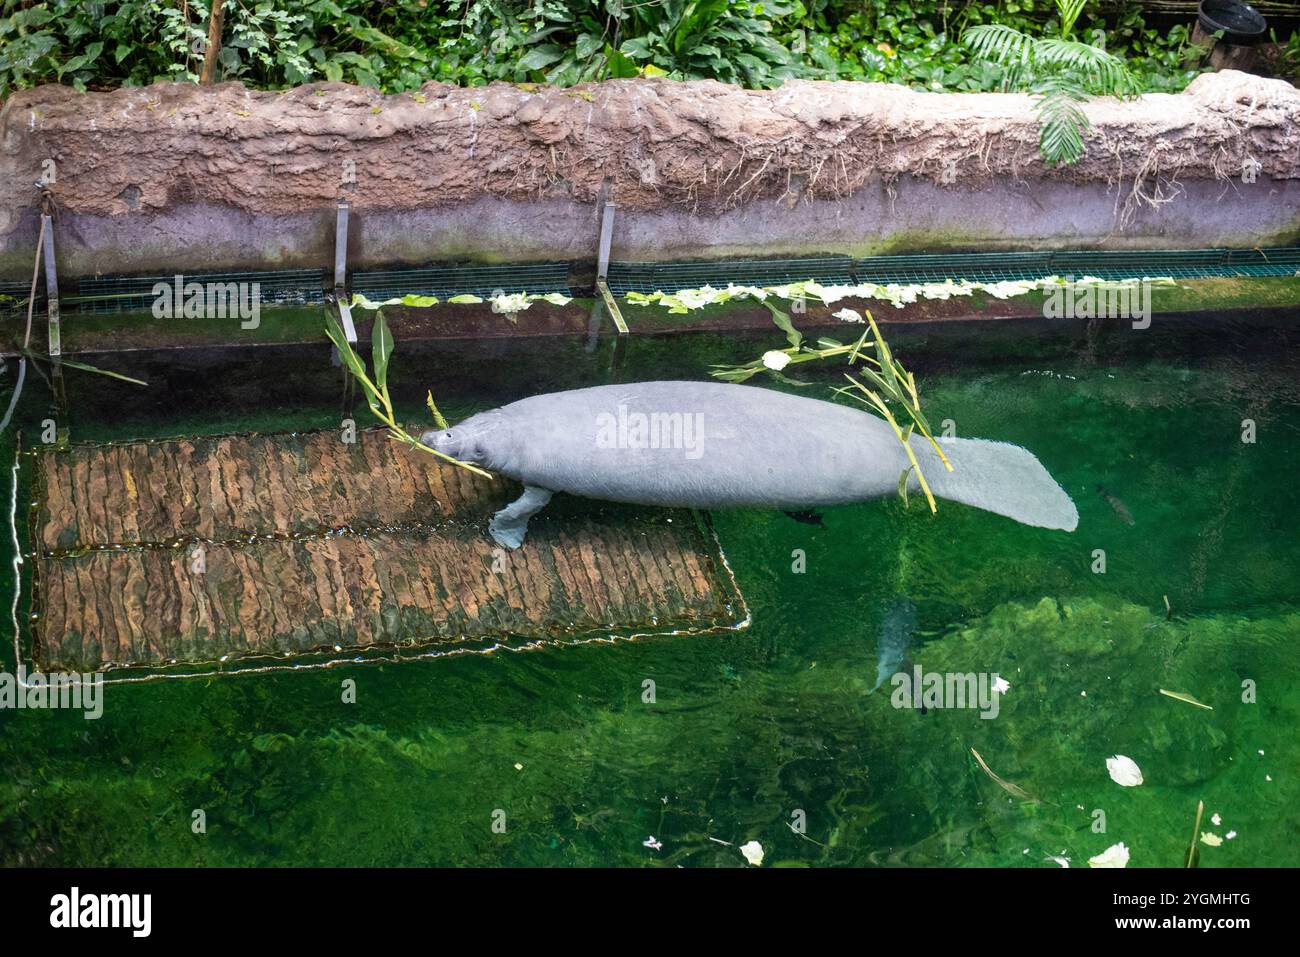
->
xmin=25 ymin=428 xmax=747 ymax=677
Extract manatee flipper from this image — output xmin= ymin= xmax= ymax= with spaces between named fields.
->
xmin=489 ymin=486 xmax=553 ymax=549
xmin=919 ymin=437 xmax=1078 ymax=532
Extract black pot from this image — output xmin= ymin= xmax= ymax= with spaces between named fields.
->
xmin=1198 ymin=0 xmax=1267 ymax=45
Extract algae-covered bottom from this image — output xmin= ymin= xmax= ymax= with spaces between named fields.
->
xmin=1 ymin=311 xmax=1297 ymax=866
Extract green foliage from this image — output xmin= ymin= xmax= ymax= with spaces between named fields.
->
xmin=963 ymin=0 xmax=1141 ymax=166
xmin=429 ymin=0 xmax=814 ymax=88
xmin=2 ymin=0 xmax=171 ymax=95
xmin=612 ymin=0 xmax=805 ymax=87
xmin=323 ymin=309 xmax=490 ymax=477
xmin=1272 ymin=26 xmax=1300 ymax=83
xmin=805 ymin=0 xmax=1031 ymax=90
xmin=0 ymin=1 xmax=1229 ymax=101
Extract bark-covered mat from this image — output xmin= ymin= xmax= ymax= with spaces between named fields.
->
xmin=22 ymin=428 xmax=748 ymax=679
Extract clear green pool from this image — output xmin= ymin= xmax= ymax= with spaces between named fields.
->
xmin=1 ymin=310 xmax=1297 ymax=866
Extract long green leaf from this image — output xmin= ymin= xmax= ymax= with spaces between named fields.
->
xmin=865 ymin=312 xmax=900 ymax=395
xmin=19 ymin=349 xmax=148 ymax=387
xmin=324 ymin=312 xmax=383 ymax=413
xmin=1185 ymin=800 xmax=1204 ymax=868
xmin=765 ymin=301 xmax=802 ymax=349
xmin=372 ymin=310 xmax=394 ymax=392
xmin=1059 ymin=0 xmax=1088 ymax=38
xmin=426 ymin=391 xmax=449 ymax=431
xmin=55 ymin=358 xmax=148 ymax=387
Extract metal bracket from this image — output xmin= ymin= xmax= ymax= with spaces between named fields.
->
xmin=597 ymin=201 xmax=615 ymax=281
xmin=595 ymin=280 xmax=627 ymax=336
xmin=334 ymin=199 xmax=357 ymax=343
xmin=595 ymin=201 xmax=627 ymax=335
xmin=41 ymin=213 xmax=61 ymax=357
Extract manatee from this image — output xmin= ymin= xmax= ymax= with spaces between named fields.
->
xmin=419 ymin=380 xmax=1078 ymax=549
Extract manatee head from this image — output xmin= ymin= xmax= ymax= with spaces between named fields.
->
xmin=419 ymin=410 xmax=502 ymax=466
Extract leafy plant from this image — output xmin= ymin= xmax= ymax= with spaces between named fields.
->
xmin=323 ymin=309 xmax=490 ymax=478
xmin=613 ymin=0 xmax=805 ymax=87
xmin=1 ymin=0 xmax=170 ymax=95
xmin=1271 ymin=26 xmax=1300 ymax=83
xmin=963 ymin=0 xmax=1139 ymax=165
xmin=0 ymin=1 xmax=1204 ymax=100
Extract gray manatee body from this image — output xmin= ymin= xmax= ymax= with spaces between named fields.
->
xmin=420 ymin=381 xmax=1078 ymax=548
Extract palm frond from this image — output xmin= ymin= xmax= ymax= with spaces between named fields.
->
xmin=1034 ymin=38 xmax=1136 ymax=95
xmin=962 ymin=24 xmax=1034 ymax=67
xmin=1033 ymin=73 xmax=1092 ymax=100
xmin=964 ymin=3 xmax=1141 ymax=166
xmin=1003 ymin=59 xmax=1031 ymax=93
xmin=1057 ymin=0 xmax=1088 ymax=39
xmin=1035 ymin=90 xmax=1090 ymax=166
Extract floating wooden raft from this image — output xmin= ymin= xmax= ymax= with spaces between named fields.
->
xmin=26 ymin=428 xmax=747 ymax=678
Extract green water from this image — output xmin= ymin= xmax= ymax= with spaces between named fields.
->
xmin=1 ymin=311 xmax=1297 ymax=867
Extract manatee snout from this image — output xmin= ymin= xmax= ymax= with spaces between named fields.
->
xmin=420 ymin=423 xmax=496 ymax=465
xmin=420 ymin=427 xmax=464 ymax=459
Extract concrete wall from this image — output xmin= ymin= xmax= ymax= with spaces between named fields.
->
xmin=1 ymin=71 xmax=1297 ymax=280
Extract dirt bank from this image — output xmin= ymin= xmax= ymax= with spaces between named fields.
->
xmin=1 ymin=71 xmax=1297 ymax=276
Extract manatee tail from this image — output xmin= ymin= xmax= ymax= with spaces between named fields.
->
xmin=915 ymin=437 xmax=1078 ymax=532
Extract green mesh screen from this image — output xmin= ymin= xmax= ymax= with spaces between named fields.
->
xmin=65 ymin=269 xmax=326 ymax=315
xmin=8 ymin=246 xmax=1297 ymax=320
xmin=351 ymin=261 xmax=572 ymax=301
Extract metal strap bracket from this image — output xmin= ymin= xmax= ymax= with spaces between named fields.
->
xmin=595 ymin=201 xmax=627 ymax=335
xmin=334 ymin=199 xmax=357 ymax=343
xmin=41 ymin=213 xmax=61 ymax=357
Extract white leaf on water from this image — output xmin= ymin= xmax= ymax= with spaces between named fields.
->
xmin=761 ymin=351 xmax=791 ymax=371
xmin=1088 ymin=842 xmax=1130 ymax=868
xmin=1106 ymin=754 xmax=1143 ymax=787
xmin=739 ymin=840 xmax=764 ymax=867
